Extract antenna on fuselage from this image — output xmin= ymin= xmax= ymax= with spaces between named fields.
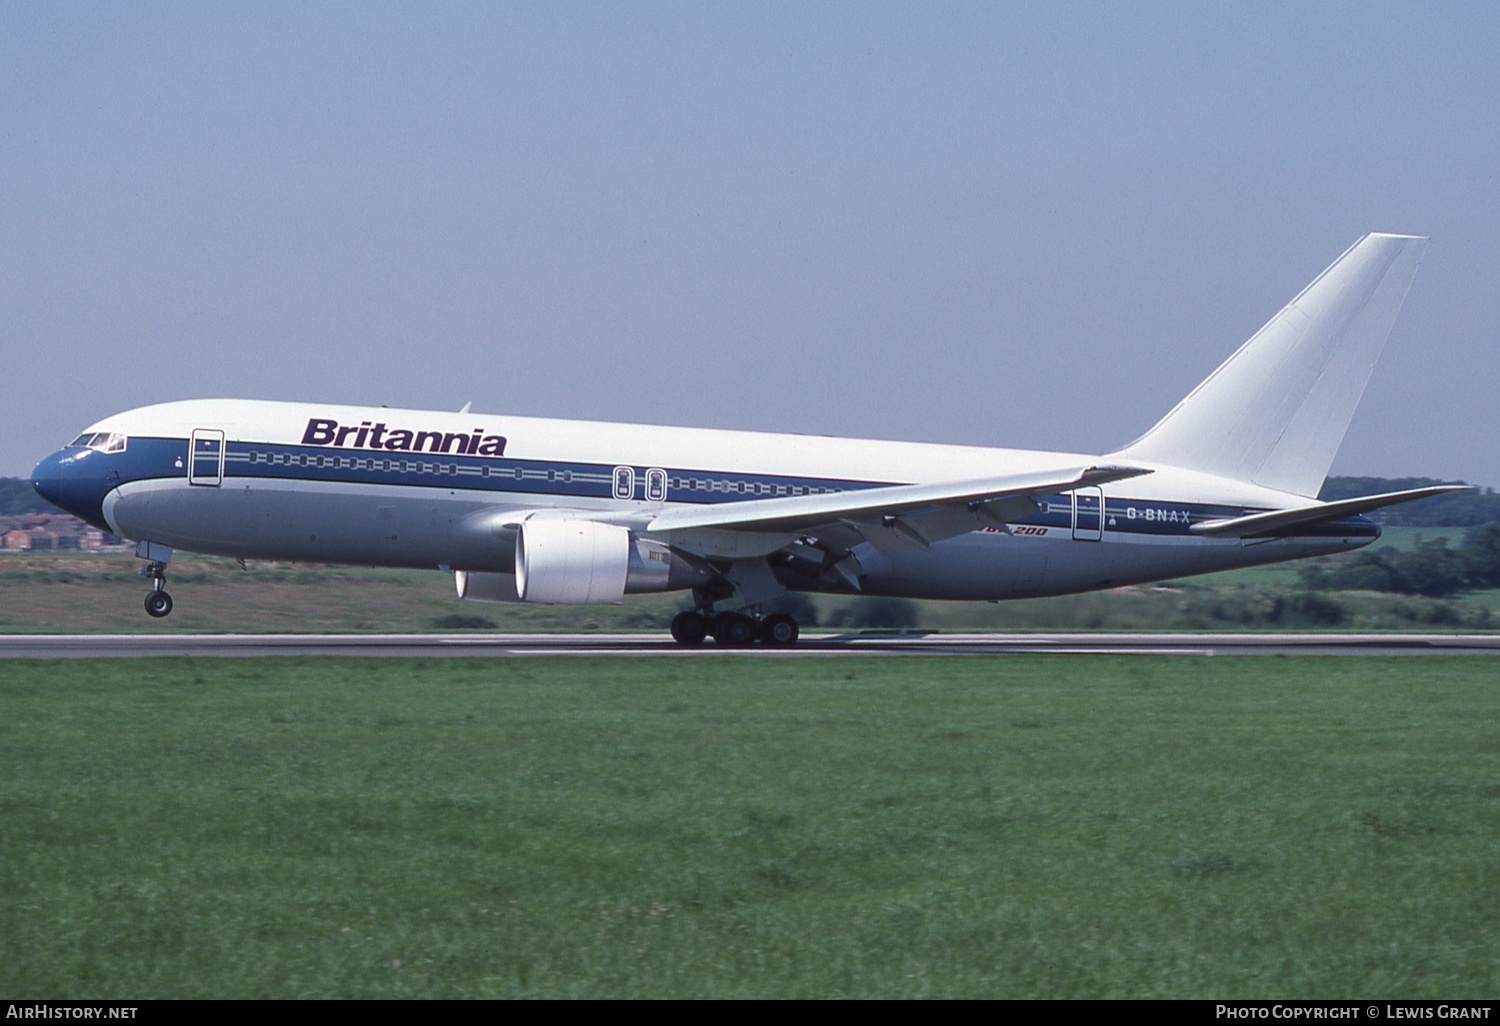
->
xmin=458 ymin=401 xmax=473 ymax=414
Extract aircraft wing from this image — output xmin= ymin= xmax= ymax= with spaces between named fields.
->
xmin=645 ymin=464 xmax=1152 ymax=552
xmin=1188 ymin=485 xmax=1474 ymax=537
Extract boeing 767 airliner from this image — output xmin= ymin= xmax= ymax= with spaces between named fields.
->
xmin=31 ymin=234 xmax=1467 ymax=644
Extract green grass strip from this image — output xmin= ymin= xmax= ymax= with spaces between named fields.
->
xmin=1 ymin=656 xmax=1496 ymax=998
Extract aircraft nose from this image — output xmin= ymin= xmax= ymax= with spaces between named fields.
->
xmin=30 ymin=449 xmax=68 ymax=507
xmin=31 ymin=448 xmax=110 ymax=528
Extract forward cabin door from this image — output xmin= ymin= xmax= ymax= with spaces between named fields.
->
xmin=189 ymin=429 xmax=225 ymax=487
xmin=1071 ymin=487 xmax=1103 ymax=542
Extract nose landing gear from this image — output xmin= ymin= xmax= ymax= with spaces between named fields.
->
xmin=140 ymin=561 xmax=173 ymax=618
xmin=144 ymin=588 xmax=173 ymax=618
xmin=134 ymin=542 xmax=177 ymax=618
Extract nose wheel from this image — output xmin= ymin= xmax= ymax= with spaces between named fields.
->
xmin=144 ymin=590 xmax=174 ymax=618
xmin=140 ymin=561 xmax=173 ymax=618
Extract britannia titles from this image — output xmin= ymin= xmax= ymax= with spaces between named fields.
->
xmin=300 ymin=418 xmax=507 ymax=457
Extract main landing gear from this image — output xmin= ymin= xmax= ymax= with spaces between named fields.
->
xmin=670 ymin=609 xmax=800 ymax=647
xmin=140 ymin=561 xmax=173 ymax=618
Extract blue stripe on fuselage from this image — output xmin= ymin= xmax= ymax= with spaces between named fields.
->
xmin=48 ymin=435 xmax=1381 ymax=541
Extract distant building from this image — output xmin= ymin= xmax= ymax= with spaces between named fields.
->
xmin=0 ymin=513 xmax=126 ymax=551
xmin=3 ymin=527 xmax=59 ymax=551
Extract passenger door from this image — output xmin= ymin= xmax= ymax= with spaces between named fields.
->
xmin=189 ymin=429 xmax=225 ymax=487
xmin=1071 ymin=486 xmax=1103 ymax=542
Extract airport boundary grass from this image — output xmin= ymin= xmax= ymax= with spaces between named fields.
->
xmin=2 ymin=655 xmax=1497 ymax=998
xmin=0 ymin=551 xmax=1495 ymax=633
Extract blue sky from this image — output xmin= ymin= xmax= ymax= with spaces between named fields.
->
xmin=4 ymin=2 xmax=1497 ymax=485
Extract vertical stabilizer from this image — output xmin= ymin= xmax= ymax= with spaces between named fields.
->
xmin=1114 ymin=234 xmax=1428 ymax=498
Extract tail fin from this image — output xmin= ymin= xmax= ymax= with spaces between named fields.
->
xmin=1114 ymin=233 xmax=1428 ymax=498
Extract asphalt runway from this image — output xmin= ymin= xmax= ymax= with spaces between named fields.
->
xmin=1 ymin=632 xmax=1497 ymax=658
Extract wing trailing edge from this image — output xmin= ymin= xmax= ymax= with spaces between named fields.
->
xmin=645 ymin=464 xmax=1152 ymax=536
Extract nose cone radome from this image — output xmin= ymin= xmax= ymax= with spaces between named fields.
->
xmin=31 ymin=448 xmax=110 ymax=529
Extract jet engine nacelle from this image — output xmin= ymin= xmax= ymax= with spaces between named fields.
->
xmin=509 ymin=516 xmax=708 ymax=604
xmin=516 ymin=518 xmax=631 ymax=604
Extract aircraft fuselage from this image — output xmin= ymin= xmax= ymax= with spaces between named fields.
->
xmin=32 ymin=397 xmax=1378 ymax=603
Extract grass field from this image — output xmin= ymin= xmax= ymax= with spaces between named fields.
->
xmin=1 ymin=550 xmax=1495 ymax=633
xmin=2 ymin=655 xmax=1496 ymax=998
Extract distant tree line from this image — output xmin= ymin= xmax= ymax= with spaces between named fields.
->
xmin=1298 ymin=477 xmax=1500 ymax=596
xmin=1320 ymin=476 xmax=1500 ymax=526
xmin=1300 ymin=523 xmax=1500 ymax=598
xmin=0 ymin=477 xmax=53 ymax=515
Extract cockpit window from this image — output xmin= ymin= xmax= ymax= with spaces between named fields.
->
xmin=70 ymin=432 xmax=127 ymax=453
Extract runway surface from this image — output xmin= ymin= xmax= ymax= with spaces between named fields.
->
xmin=2 ymin=632 xmax=1497 ymax=658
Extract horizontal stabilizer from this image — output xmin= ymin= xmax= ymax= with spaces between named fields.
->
xmin=646 ymin=464 xmax=1152 ymax=535
xmin=1188 ymin=485 xmax=1473 ymax=537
